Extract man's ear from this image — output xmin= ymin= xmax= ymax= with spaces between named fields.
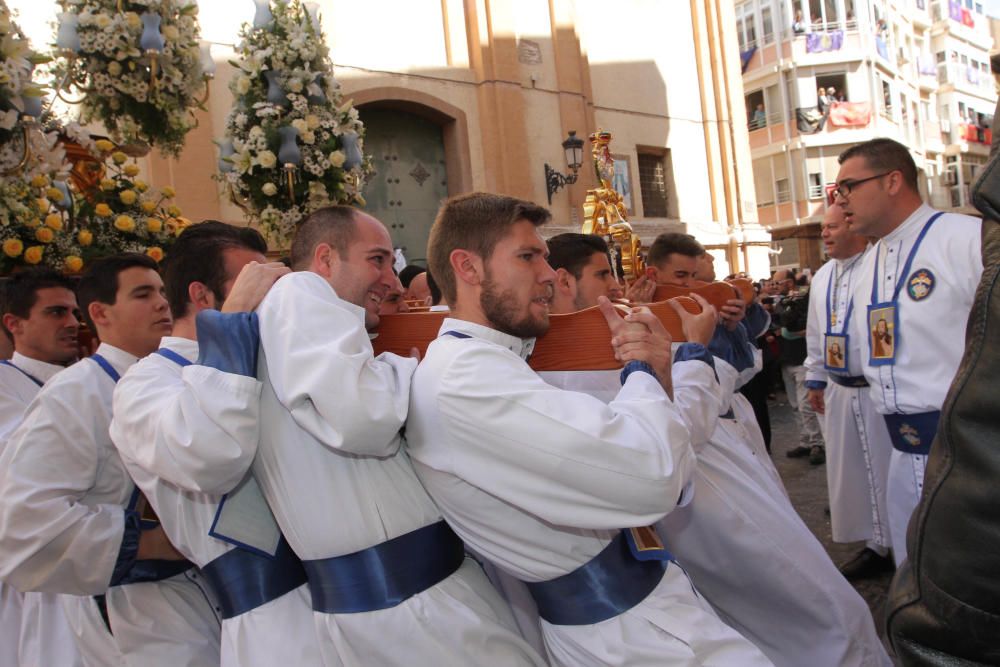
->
xmin=187 ymin=281 xmax=215 ymax=312
xmin=450 ymin=249 xmax=483 ymax=287
xmin=645 ymin=266 xmax=659 ymax=282
xmin=312 ymin=243 xmax=335 ymax=278
xmin=88 ymin=301 xmax=111 ymax=330
xmin=554 ymin=268 xmax=575 ymax=296
xmin=1 ymin=313 xmax=21 ymax=339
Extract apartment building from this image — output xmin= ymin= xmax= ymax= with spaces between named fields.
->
xmin=736 ymin=0 xmax=996 ymax=270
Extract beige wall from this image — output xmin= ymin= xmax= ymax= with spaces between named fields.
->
xmin=12 ymin=0 xmax=768 ymax=275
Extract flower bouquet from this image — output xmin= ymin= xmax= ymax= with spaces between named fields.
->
xmin=218 ymin=0 xmax=371 ymax=247
xmin=50 ymin=0 xmax=207 ymax=156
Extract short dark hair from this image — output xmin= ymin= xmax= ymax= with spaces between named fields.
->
xmin=0 ymin=268 xmax=76 ymax=341
xmin=546 ymin=233 xmax=611 ymax=279
xmin=426 ymin=271 xmax=442 ymax=305
xmin=290 ymin=206 xmax=359 ymax=270
xmin=838 ymin=138 xmax=919 ymax=193
xmin=398 ymin=264 xmax=425 ymax=289
xmin=427 ymin=192 xmax=551 ymax=305
xmin=77 ymin=253 xmax=158 ymax=332
xmin=162 ymin=221 xmax=267 ymax=319
xmin=646 ymin=232 xmax=705 ymax=269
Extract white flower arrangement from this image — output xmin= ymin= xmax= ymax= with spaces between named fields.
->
xmin=51 ymin=0 xmax=207 ymax=156
xmin=218 ymin=0 xmax=371 ymax=247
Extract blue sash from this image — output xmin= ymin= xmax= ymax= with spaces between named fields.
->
xmin=302 ymin=521 xmax=465 ymax=614
xmin=884 ymin=411 xmax=940 ymax=455
xmin=0 ymin=360 xmax=43 ymax=387
xmin=89 ymin=354 xmax=120 ymax=383
xmin=200 ymin=537 xmax=307 ymax=619
xmin=828 ymin=374 xmax=869 ymax=388
xmin=525 ymin=530 xmax=668 ymax=626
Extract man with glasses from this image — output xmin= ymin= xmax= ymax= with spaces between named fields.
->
xmin=833 ymin=138 xmax=983 ymax=566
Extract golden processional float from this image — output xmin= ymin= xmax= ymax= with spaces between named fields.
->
xmin=371 ymin=130 xmax=753 ymax=371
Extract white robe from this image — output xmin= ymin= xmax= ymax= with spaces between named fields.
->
xmin=407 ymin=318 xmax=771 ymax=667
xmin=0 ymin=353 xmax=85 ymax=667
xmin=851 ymin=204 xmax=983 ymax=564
xmin=255 ymin=272 xmax=543 ymax=667
xmin=804 ymin=252 xmax=893 ymax=547
xmin=0 ymin=343 xmax=220 ymax=666
xmin=110 ymin=336 xmax=322 ymax=667
xmin=542 ymin=360 xmax=889 ymax=666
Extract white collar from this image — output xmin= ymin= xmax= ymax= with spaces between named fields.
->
xmin=10 ymin=351 xmax=65 ymax=384
xmin=93 ymin=342 xmax=139 ymax=376
xmin=158 ymin=336 xmax=198 ymax=362
xmin=438 ymin=318 xmax=536 ymax=361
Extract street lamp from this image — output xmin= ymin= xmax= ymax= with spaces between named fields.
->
xmin=545 ymin=130 xmax=585 ymax=204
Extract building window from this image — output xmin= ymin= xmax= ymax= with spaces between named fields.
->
xmin=735 ymin=3 xmax=758 ymax=50
xmin=776 ymin=178 xmax=791 ymax=203
xmin=807 ymin=173 xmax=824 ymax=199
xmin=816 ymin=73 xmax=848 ymax=102
xmin=770 ymin=237 xmax=800 ymax=269
xmin=637 ymin=152 xmax=670 ymax=218
xmin=761 ymin=5 xmax=775 ymax=44
xmin=745 ymin=89 xmax=766 ymax=129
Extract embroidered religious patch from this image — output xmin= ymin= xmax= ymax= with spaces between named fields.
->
xmin=906 ymin=268 xmax=935 ymax=301
xmin=899 ymin=422 xmax=922 ymax=449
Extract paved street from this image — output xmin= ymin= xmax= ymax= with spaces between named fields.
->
xmin=765 ymin=393 xmax=894 ymax=638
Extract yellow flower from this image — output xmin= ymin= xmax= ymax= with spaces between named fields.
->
xmin=45 ymin=213 xmax=63 ymax=230
xmin=111 ymin=151 xmax=128 ymax=165
xmin=146 ymin=218 xmax=163 ymax=233
xmin=134 ymin=179 xmax=148 ymax=193
xmin=108 ymin=61 xmax=122 ymax=77
xmin=94 ymin=203 xmax=113 ymax=217
xmin=24 ymin=246 xmax=43 ymax=264
xmin=146 ymin=246 xmax=164 ymax=262
xmin=35 ymin=198 xmax=49 ymax=213
xmin=141 ymin=201 xmax=157 ymax=214
xmin=78 ymin=229 xmax=93 ymax=246
xmin=167 ymin=205 xmax=182 ymax=218
xmin=114 ymin=215 xmax=136 ymax=232
xmin=95 ymin=139 xmax=115 ymax=153
xmin=45 ymin=186 xmax=64 ymax=202
xmin=24 ymin=217 xmax=40 ymax=229
xmin=124 ymin=164 xmax=140 ymax=177
xmin=125 ymin=12 xmax=141 ymax=29
xmin=35 ymin=227 xmax=53 ymax=243
xmin=162 ymin=25 xmax=179 ymax=41
xmin=162 ymin=185 xmax=176 ymax=198
xmin=305 ymin=114 xmax=320 ymax=130
xmin=2 ymin=238 xmax=23 ymax=258
xmin=64 ymin=255 xmax=83 ymax=273
xmin=100 ymin=178 xmax=116 ymax=191
xmin=29 ymin=174 xmax=49 ymax=188
xmin=119 ymin=190 xmax=138 ymax=205
xmin=95 ymin=14 xmax=111 ymax=28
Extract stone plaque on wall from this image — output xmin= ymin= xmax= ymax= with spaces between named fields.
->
xmin=518 ymin=39 xmax=543 ymax=65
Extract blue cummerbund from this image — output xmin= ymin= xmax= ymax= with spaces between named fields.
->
xmin=200 ymin=537 xmax=307 ymax=620
xmin=114 ymin=559 xmax=193 ymax=586
xmin=829 ymin=374 xmax=869 ymax=388
xmin=525 ymin=530 xmax=667 ymax=626
xmin=884 ymin=410 xmax=940 ymax=455
xmin=302 ymin=520 xmax=464 ymax=614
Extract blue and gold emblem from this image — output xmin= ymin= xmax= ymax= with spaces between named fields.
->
xmin=899 ymin=423 xmax=922 ymax=448
xmin=907 ymin=269 xmax=935 ymax=301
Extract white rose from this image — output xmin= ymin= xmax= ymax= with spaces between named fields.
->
xmin=235 ymin=76 xmax=251 ymax=95
xmin=291 ymin=118 xmax=308 ymax=134
xmin=262 ymin=183 xmax=278 ymax=196
xmin=305 ymin=114 xmax=320 ymax=130
xmin=287 ymin=78 xmax=303 ymax=93
xmin=108 ymin=61 xmax=122 ymax=76
xmin=301 ymin=131 xmax=315 ymax=144
xmin=328 ymin=150 xmax=345 ymax=168
xmin=96 ymin=14 xmax=111 ymax=29
xmin=257 ymin=150 xmax=277 ymax=169
xmin=162 ymin=25 xmax=179 ymax=41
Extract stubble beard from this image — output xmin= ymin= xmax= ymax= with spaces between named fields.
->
xmin=480 ymin=276 xmax=549 ymax=339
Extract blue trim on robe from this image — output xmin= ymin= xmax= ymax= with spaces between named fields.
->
xmin=195 ymin=310 xmax=260 ymax=377
xmin=707 ymin=323 xmax=755 ymax=373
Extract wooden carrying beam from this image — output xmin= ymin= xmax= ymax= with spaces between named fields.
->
xmin=371 ymin=280 xmax=753 ymax=371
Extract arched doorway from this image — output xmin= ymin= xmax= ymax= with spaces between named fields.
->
xmin=360 ymin=109 xmax=448 ymax=265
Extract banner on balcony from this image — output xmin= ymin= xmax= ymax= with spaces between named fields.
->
xmin=917 ymin=54 xmax=937 ymax=76
xmin=961 ymin=7 xmax=975 ymax=27
xmin=828 ymin=101 xmax=872 ymax=127
xmin=806 ymin=30 xmax=843 ymax=53
xmin=875 ymin=36 xmax=889 ymax=61
xmin=948 ymin=0 xmax=962 ymax=22
xmin=740 ymin=46 xmax=757 ymax=73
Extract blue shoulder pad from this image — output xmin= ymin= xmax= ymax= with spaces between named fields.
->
xmin=195 ymin=311 xmax=261 ymax=377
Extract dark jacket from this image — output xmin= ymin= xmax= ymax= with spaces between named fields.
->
xmin=885 ymin=114 xmax=1000 ymax=664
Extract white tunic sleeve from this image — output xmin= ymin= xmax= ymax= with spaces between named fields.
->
xmin=670 ymin=359 xmax=722 ymax=449
xmin=0 ymin=383 xmax=122 ymax=595
xmin=804 ymin=265 xmax=829 ymax=384
xmin=431 ymin=342 xmax=695 ymax=530
xmin=111 ymin=357 xmax=263 ymax=495
xmin=257 ymin=273 xmax=417 ymax=457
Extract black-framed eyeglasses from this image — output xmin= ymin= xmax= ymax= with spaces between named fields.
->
xmin=832 ymin=172 xmax=893 ymax=199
